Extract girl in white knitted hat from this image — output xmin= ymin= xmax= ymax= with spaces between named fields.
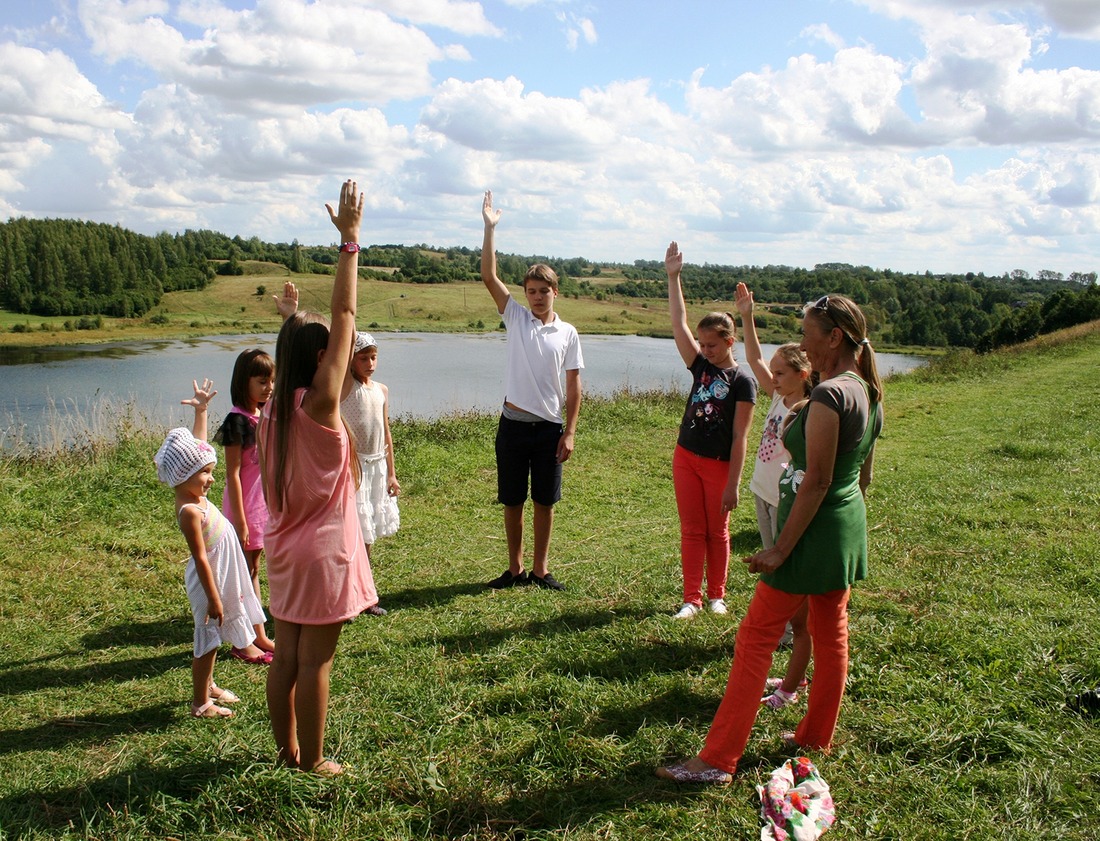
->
xmin=155 ymin=378 xmax=268 ymax=719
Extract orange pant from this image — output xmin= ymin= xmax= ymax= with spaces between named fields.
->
xmin=672 ymin=445 xmax=731 ymax=604
xmin=699 ymin=580 xmax=850 ymax=774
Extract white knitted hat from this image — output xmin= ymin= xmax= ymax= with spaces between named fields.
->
xmin=155 ymin=427 xmax=217 ymax=487
xmin=354 ymin=331 xmax=377 ymax=353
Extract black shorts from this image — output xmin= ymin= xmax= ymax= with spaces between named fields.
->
xmin=495 ymin=415 xmax=563 ymax=507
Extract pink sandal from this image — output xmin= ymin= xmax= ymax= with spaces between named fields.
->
xmin=191 ymin=700 xmax=234 ymax=719
xmin=230 ymin=647 xmax=273 ymax=665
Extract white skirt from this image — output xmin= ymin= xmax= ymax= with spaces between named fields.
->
xmin=356 ymin=451 xmax=400 ymax=545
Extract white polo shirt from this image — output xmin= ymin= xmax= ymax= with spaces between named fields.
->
xmin=501 ymin=296 xmax=584 ymax=424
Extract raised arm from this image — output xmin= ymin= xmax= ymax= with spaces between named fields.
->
xmin=306 ymin=180 xmax=363 ymax=428
xmin=480 ymin=190 xmax=511 ymax=315
xmin=181 ymin=378 xmax=217 ymax=442
xmin=665 ymin=241 xmax=700 ymax=367
xmin=735 ymin=282 xmax=775 ymax=397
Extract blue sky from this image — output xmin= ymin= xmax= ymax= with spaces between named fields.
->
xmin=1 ymin=0 xmax=1099 ymax=276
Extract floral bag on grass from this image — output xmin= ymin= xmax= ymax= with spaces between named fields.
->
xmin=756 ymin=756 xmax=836 ymax=840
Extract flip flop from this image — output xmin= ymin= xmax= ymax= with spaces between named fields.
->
xmin=230 ymin=647 xmax=274 ymax=665
xmin=655 ymin=761 xmax=733 ymax=785
xmin=191 ymin=700 xmax=234 ymax=719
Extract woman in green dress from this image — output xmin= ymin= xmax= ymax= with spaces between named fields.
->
xmin=658 ymin=294 xmax=883 ymax=784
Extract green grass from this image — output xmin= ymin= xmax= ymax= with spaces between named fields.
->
xmin=0 ymin=264 xmax=891 ymax=350
xmin=2 ymin=326 xmax=1099 ymax=838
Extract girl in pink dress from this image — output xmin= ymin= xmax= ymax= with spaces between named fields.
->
xmin=259 ymin=181 xmax=378 ymax=776
xmin=215 ymin=348 xmax=277 ymax=660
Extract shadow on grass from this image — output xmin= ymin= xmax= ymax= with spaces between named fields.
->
xmin=0 ymin=755 xmax=244 ymax=837
xmin=80 ymin=614 xmax=194 ymax=650
xmin=0 ymin=650 xmax=183 ymax=697
xmin=730 ymin=524 xmax=765 ymax=556
xmin=399 ymin=759 xmax=777 ymax=838
xmin=379 ymin=579 xmax=487 ymax=610
xmin=426 ymin=606 xmax=656 ymax=652
xmin=0 ymin=614 xmax=190 ymax=673
xmin=0 ymin=701 xmax=178 ymax=755
xmin=427 ymin=606 xmax=734 ymax=681
xmin=585 ymin=684 xmax=723 ymax=735
xmin=544 ymin=634 xmax=734 ymax=683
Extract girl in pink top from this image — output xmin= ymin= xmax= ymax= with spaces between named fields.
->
xmin=259 ymin=180 xmax=377 ymax=776
xmin=215 ymin=348 xmax=277 ymax=658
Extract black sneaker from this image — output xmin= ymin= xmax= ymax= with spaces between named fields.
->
xmin=486 ymin=569 xmax=529 ymax=589
xmin=529 ymin=572 xmax=565 ymax=591
xmin=1069 ymin=687 xmax=1100 ymax=715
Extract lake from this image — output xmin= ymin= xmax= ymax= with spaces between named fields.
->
xmin=0 ymin=332 xmax=925 ymax=447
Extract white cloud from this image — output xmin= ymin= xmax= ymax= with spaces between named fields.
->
xmin=869 ymin=0 xmax=1100 ymax=39
xmin=685 ymin=47 xmax=913 ymax=151
xmin=557 ymin=10 xmax=597 ymax=51
xmin=0 ymin=43 xmax=132 ymax=140
xmin=906 ymin=10 xmax=1100 ymax=143
xmin=801 ymin=22 xmax=846 ymax=50
xmin=77 ymin=0 xmax=468 ymax=112
xmin=335 ymin=0 xmax=502 ymax=36
xmin=421 ymin=76 xmax=617 ymax=161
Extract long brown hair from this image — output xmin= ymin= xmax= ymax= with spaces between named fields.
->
xmin=263 ymin=312 xmax=329 ymax=512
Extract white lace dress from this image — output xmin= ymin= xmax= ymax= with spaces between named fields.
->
xmin=342 ymin=379 xmax=400 ymax=545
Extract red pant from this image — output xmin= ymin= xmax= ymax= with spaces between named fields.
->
xmin=672 ymin=445 xmax=730 ymax=605
xmin=699 ymin=581 xmax=850 ymax=774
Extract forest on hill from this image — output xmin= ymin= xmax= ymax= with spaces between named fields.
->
xmin=1 ymin=216 xmax=1097 ymax=350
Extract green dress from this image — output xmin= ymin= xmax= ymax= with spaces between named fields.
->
xmin=762 ymin=372 xmax=882 ymax=595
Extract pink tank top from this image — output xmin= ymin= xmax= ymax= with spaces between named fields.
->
xmin=261 ymin=388 xmax=376 ymax=624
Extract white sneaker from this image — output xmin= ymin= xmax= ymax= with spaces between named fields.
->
xmin=673 ymin=603 xmax=702 ymax=619
xmin=708 ymin=598 xmax=728 ymax=615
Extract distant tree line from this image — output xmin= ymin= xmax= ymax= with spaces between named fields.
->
xmin=604 ymin=259 xmax=1098 ymax=350
xmin=1 ymin=216 xmax=1096 ymax=349
xmin=0 ymin=218 xmax=222 ymax=317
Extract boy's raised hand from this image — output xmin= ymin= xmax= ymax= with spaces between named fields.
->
xmin=483 ymin=190 xmax=502 ymax=228
xmin=664 ymin=241 xmax=683 ymax=277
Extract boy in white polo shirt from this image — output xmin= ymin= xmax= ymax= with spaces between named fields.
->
xmin=480 ymin=190 xmax=584 ymax=591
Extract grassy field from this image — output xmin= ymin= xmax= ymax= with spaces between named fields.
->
xmin=0 ymin=263 xmax=931 ymax=353
xmin=0 ymin=265 xmax=671 ymax=348
xmin=1 ymin=325 xmax=1098 ymax=839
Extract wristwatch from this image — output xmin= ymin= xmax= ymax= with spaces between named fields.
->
xmin=339 ymin=242 xmax=361 ymax=253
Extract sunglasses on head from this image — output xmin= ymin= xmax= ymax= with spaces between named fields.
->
xmin=808 ymin=296 xmax=839 ymax=328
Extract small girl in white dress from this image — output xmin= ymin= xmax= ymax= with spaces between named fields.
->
xmin=341 ymin=332 xmax=400 ymax=615
xmin=155 ymin=378 xmax=268 ymax=719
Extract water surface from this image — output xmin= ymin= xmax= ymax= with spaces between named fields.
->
xmin=0 ymin=332 xmax=924 ymax=446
